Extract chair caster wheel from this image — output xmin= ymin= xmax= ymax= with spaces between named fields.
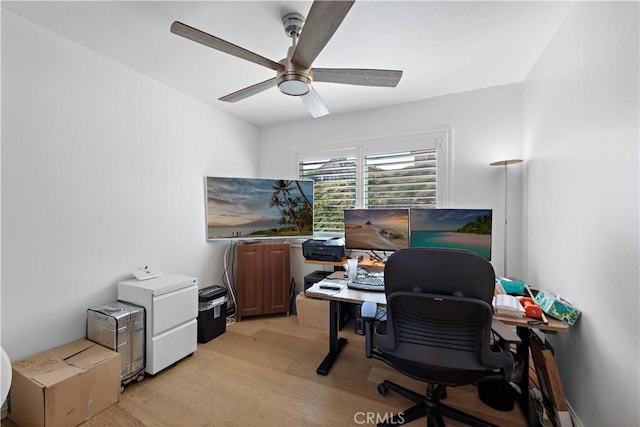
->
xmin=378 ymin=383 xmax=389 ymax=396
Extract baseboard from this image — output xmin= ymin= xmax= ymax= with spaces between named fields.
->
xmin=1 ymin=399 xmax=8 ymax=420
xmin=567 ymin=400 xmax=584 ymax=427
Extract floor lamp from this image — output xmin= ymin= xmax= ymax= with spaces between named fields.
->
xmin=490 ymin=159 xmax=523 ymax=278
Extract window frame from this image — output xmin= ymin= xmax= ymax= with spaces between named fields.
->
xmin=293 ymin=130 xmax=452 ymax=237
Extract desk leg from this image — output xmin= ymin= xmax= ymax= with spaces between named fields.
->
xmin=516 ymin=327 xmax=536 ymax=426
xmin=316 ymin=299 xmax=347 ymax=375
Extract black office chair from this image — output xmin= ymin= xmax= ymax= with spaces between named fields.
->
xmin=362 ymin=248 xmax=513 ymax=427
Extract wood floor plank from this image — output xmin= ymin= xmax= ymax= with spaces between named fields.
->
xmin=2 ymin=315 xmax=527 ymax=427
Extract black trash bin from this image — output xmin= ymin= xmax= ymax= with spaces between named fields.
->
xmin=197 ymin=285 xmax=228 ymax=343
xmin=477 ymin=378 xmax=517 ymax=411
xmin=477 ymin=346 xmax=522 ymax=411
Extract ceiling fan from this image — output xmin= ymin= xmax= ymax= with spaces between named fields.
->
xmin=170 ymin=0 xmax=402 ymax=118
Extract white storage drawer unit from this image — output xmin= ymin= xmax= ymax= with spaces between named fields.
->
xmin=118 ymin=274 xmax=198 ymax=375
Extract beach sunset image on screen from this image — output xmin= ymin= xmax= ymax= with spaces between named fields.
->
xmin=409 ymin=209 xmax=492 ymax=260
xmin=344 ymin=209 xmax=409 ymax=251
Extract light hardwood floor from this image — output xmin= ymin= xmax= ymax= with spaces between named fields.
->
xmin=4 ymin=315 xmax=527 ymax=426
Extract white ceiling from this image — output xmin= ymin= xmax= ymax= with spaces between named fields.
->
xmin=2 ymin=1 xmax=572 ymax=127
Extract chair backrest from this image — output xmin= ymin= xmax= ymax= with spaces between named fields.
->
xmin=375 ymin=248 xmax=500 ymax=373
xmin=384 ymin=247 xmax=495 ymax=302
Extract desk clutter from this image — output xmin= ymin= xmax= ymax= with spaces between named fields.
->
xmin=494 ymin=277 xmax=581 ymax=326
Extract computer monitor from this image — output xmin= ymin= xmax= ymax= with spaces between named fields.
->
xmin=344 ymin=208 xmax=410 ymax=252
xmin=409 ymin=208 xmax=492 ymax=260
xmin=205 ymin=177 xmax=314 ymax=240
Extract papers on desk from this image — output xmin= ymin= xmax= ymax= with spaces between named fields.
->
xmin=492 ymin=294 xmax=526 ymax=318
xmin=306 ymin=281 xmax=346 ymax=296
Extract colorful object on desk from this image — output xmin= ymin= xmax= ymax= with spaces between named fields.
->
xmin=496 ymin=277 xmax=525 ymax=294
xmin=534 ymin=289 xmax=581 ymax=326
xmin=518 ymin=297 xmax=543 ymax=319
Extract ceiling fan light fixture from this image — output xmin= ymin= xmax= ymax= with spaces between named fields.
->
xmin=277 ymin=69 xmax=312 ymax=96
xmin=278 ymin=79 xmax=311 ymax=96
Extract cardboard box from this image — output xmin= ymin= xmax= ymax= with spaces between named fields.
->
xmin=296 ymin=292 xmax=329 ymax=330
xmin=530 ymin=334 xmax=570 ymax=427
xmin=10 ymin=339 xmax=120 ymax=427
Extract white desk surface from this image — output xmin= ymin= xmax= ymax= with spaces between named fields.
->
xmin=305 ymin=276 xmax=387 ymax=305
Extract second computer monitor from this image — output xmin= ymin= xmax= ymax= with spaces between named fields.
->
xmin=409 ymin=208 xmax=492 ymax=260
xmin=344 ymin=208 xmax=410 ymax=251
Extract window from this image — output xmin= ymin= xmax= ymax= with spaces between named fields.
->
xmin=365 ymin=149 xmax=437 ymax=208
xmin=296 ymin=131 xmax=450 ymax=235
xmin=298 ymin=154 xmax=357 ymax=233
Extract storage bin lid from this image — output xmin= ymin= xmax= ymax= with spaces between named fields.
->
xmin=198 ymin=285 xmax=227 ymax=302
xmin=88 ymin=301 xmax=143 ymax=320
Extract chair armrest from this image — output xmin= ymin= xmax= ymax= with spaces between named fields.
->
xmin=480 ymin=315 xmax=514 ymax=382
xmin=361 ymin=301 xmax=377 ymax=358
xmin=490 ymin=320 xmax=519 ymax=382
xmin=491 ymin=320 xmax=521 ymax=345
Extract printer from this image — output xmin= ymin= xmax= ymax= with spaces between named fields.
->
xmin=302 ymin=238 xmax=346 ymax=262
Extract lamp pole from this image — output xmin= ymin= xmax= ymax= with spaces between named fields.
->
xmin=489 ymin=159 xmax=522 ymax=278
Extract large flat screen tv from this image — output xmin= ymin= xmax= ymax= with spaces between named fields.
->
xmin=205 ymin=177 xmax=314 ymax=240
xmin=344 ymin=208 xmax=410 ymax=251
xmin=409 ymin=208 xmax=492 ymax=260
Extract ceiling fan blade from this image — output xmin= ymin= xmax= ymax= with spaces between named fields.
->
xmin=171 ymin=21 xmax=284 ymax=72
xmin=313 ymin=68 xmax=403 ymax=87
xmin=301 ymin=87 xmax=329 ymax=118
xmin=219 ymin=78 xmax=277 ymax=102
xmin=291 ymin=1 xmax=355 ymax=69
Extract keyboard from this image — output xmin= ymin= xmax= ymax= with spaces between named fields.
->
xmin=347 ymin=275 xmax=385 ymax=292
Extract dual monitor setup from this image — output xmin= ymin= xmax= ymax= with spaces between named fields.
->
xmin=344 ymin=208 xmax=492 ymax=261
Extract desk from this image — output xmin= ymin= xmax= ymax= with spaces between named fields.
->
xmin=305 ymin=273 xmax=568 ymax=425
xmin=304 ymin=257 xmax=386 ymax=271
xmin=305 ymin=275 xmax=386 ymax=376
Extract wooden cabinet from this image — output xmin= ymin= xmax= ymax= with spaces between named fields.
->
xmin=236 ymin=242 xmax=290 ymax=319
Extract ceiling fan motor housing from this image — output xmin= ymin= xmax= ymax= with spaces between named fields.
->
xmin=277 ymin=45 xmax=312 ymax=96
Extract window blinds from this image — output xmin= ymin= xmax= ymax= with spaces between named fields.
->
xmin=299 ymin=157 xmax=357 ymax=233
xmin=365 ymin=149 xmax=437 ymax=208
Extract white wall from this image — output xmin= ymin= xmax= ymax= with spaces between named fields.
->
xmin=523 ymin=2 xmax=639 ymax=425
xmin=258 ymin=83 xmax=525 ymax=280
xmin=1 ymin=12 xmax=258 ymax=360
